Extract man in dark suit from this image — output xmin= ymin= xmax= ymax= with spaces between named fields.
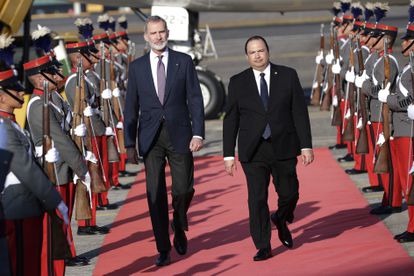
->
xmin=223 ymin=36 xmax=314 ymax=261
xmin=124 ymin=16 xmax=205 ymax=266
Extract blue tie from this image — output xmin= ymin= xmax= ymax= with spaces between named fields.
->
xmin=260 ymin=73 xmax=271 ymax=139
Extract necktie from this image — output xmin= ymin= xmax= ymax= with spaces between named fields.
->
xmin=260 ymin=73 xmax=271 ymax=139
xmin=157 ymin=55 xmax=166 ymax=105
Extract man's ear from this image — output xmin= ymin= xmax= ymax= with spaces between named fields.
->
xmin=144 ymin=33 xmax=148 ymax=42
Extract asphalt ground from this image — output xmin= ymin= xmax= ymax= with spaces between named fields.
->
xmin=25 ymin=9 xmax=414 ymax=274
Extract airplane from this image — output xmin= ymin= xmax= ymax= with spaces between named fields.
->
xmin=0 ymin=0 xmax=408 ymax=122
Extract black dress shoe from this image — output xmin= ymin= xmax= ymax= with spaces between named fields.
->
xmin=77 ymin=226 xmax=97 ymax=236
xmin=329 ymin=144 xmax=347 ymax=150
xmin=394 ymin=231 xmax=408 ymax=240
xmin=253 ymin=247 xmax=272 ymax=261
xmin=155 ymin=251 xmax=171 ymax=266
xmin=120 ymin=171 xmax=138 ymax=177
xmin=370 ymin=206 xmax=402 ymax=215
xmin=271 ymin=213 xmax=293 ymax=248
xmin=362 ymin=186 xmax=384 ymax=193
xmin=172 ymin=223 xmax=187 ymax=255
xmin=395 ymin=232 xmax=414 ymax=243
xmin=113 ymin=183 xmax=131 ymax=190
xmin=65 ymin=256 xmax=89 ymax=266
xmin=345 ymin=169 xmax=367 ymax=175
xmin=91 ymin=225 xmax=110 ymax=234
xmin=97 ymin=203 xmax=119 ymax=210
xmin=337 ymin=154 xmax=354 ymax=162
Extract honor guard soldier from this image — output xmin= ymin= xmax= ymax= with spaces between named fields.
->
xmin=385 ymin=4 xmax=414 ymax=242
xmin=360 ymin=4 xmax=401 ymax=215
xmin=24 ymin=49 xmax=91 ymax=269
xmin=0 ymin=34 xmax=68 ymax=276
xmin=65 ymin=39 xmax=111 ymax=235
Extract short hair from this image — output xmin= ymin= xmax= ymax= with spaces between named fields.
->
xmin=144 ymin=16 xmax=168 ymax=33
xmin=244 ymin=35 xmax=269 ymax=54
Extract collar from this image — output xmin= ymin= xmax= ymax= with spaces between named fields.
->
xmin=0 ymin=110 xmax=16 ymax=122
xmin=33 ymin=88 xmax=44 ymax=96
xmin=379 ymin=48 xmax=393 ymax=57
xmin=150 ymin=48 xmax=169 ymax=61
xmin=252 ymin=64 xmax=271 ymax=79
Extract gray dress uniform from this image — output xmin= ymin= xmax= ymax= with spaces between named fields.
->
xmin=64 ymin=70 xmax=106 ymax=137
xmin=26 ymin=90 xmax=88 ymax=185
xmin=362 ymin=53 xmax=399 ymax=122
xmin=387 ymin=64 xmax=414 ymax=137
xmin=0 ymin=117 xmax=61 ymax=219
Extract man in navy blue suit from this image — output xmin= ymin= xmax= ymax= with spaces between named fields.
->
xmin=124 ymin=16 xmax=205 ymax=266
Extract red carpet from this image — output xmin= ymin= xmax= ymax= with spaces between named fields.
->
xmin=93 ymin=148 xmax=414 ymax=275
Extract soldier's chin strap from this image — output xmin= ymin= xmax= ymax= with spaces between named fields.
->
xmin=40 ymin=72 xmax=58 ymax=87
xmin=0 ymin=87 xmax=25 ymax=105
xmin=81 ymin=52 xmax=93 ymax=66
xmin=402 ymin=40 xmax=414 ymax=55
xmin=89 ymin=52 xmax=99 ymax=60
xmin=372 ymin=34 xmax=385 ymax=48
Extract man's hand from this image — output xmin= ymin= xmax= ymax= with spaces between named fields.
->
xmin=189 ymin=137 xmax=203 ymax=152
xmin=301 ymin=149 xmax=314 ymax=166
xmin=127 ymin=147 xmax=139 ymax=164
xmin=224 ymin=159 xmax=237 ymax=176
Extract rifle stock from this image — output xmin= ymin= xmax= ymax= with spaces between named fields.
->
xmin=321 ymin=24 xmax=334 ymax=111
xmin=310 ymin=24 xmax=324 ymax=106
xmin=342 ymin=35 xmax=355 ymax=141
xmin=331 ymin=29 xmax=342 ymax=126
xmin=374 ymin=38 xmax=391 ymax=174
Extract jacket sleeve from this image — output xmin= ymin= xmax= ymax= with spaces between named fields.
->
xmin=223 ymin=77 xmax=240 ymax=157
xmin=4 ymin=123 xmax=62 ymax=211
xmin=185 ymin=56 xmax=205 ymax=138
xmin=124 ymin=62 xmax=140 ymax=148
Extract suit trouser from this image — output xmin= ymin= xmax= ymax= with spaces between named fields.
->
xmin=5 ymin=217 xmax=43 ymax=276
xmin=241 ymin=139 xmax=299 ymax=249
xmin=144 ymin=123 xmax=195 ymax=252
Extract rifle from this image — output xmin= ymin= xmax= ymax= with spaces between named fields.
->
xmin=331 ymin=28 xmax=342 ymax=126
xmin=42 ymin=80 xmax=72 ymax=260
xmin=310 ymin=24 xmax=324 ymax=106
xmin=100 ymin=43 xmax=120 ymax=163
xmin=355 ymin=34 xmax=369 ymax=154
xmin=109 ymin=48 xmax=127 ymax=156
xmin=72 ymin=58 xmax=92 ymax=220
xmin=321 ymin=23 xmax=334 ymax=111
xmin=77 ymin=60 xmax=107 ymax=194
xmin=374 ymin=37 xmax=391 ymax=173
xmin=342 ymin=34 xmax=355 ymax=142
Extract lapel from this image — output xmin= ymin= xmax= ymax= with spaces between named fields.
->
xmin=246 ymin=68 xmax=265 ymax=112
xmin=164 ymin=49 xmax=180 ymax=103
xmin=268 ymin=63 xmax=280 ymax=108
xmin=142 ymin=53 xmax=161 ymax=104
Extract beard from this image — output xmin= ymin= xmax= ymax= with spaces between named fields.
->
xmin=148 ymin=40 xmax=168 ymax=51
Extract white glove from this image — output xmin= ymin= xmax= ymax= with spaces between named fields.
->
xmin=344 ymin=108 xmax=351 ymax=119
xmin=112 ymin=87 xmax=121 ymax=97
xmin=83 ymin=106 xmax=94 ymax=117
xmin=74 ymin=172 xmax=92 ymax=208
xmin=378 ymin=83 xmax=390 ymax=103
xmin=315 ymin=52 xmax=324 ymax=64
xmin=345 ymin=68 xmax=355 ymax=83
xmin=408 ymin=104 xmax=414 ymax=120
xmin=332 ymin=59 xmax=341 ymax=74
xmin=105 ymin=127 xmax=115 ymax=136
xmin=102 ymin=88 xmax=112 ymax=99
xmin=332 ymin=95 xmax=339 ymax=107
xmin=74 ymin=123 xmax=86 ymax=137
xmin=116 ymin=121 xmax=123 ymax=129
xmin=357 ymin=117 xmax=363 ymax=129
xmin=355 ymin=70 xmax=369 ymax=88
xmin=85 ymin=151 xmax=97 ymax=164
xmin=377 ymin=132 xmax=385 ymax=146
xmin=57 ymin=201 xmax=69 ymax=225
xmin=322 ymin=81 xmax=328 ymax=92
xmin=325 ymin=50 xmax=334 ymax=65
xmin=312 ymin=81 xmax=319 ymax=89
xmin=45 ymin=147 xmax=60 ymax=163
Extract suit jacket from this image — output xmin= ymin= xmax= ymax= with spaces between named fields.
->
xmin=223 ymin=63 xmax=312 ymax=162
xmin=0 ymin=117 xmax=61 ymax=220
xmin=124 ymin=48 xmax=205 ymax=156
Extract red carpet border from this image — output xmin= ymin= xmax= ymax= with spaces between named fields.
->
xmin=93 ymin=148 xmax=414 ymax=275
